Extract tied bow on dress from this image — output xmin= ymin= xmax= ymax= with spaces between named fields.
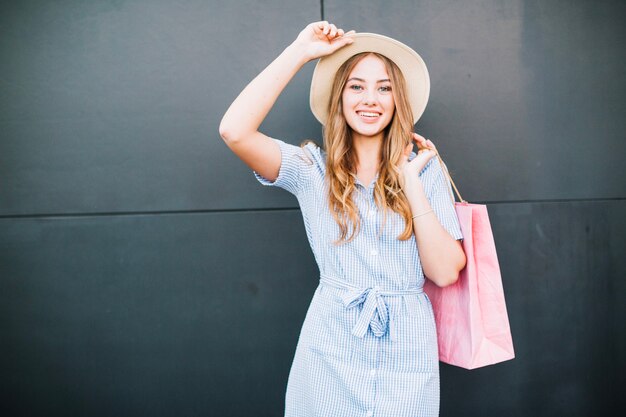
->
xmin=320 ymin=275 xmax=424 ymax=342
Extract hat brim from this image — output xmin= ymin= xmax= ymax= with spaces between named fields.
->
xmin=310 ymin=33 xmax=430 ymax=126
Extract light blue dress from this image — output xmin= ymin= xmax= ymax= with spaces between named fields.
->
xmin=255 ymin=139 xmax=463 ymax=417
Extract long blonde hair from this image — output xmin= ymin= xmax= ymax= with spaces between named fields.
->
xmin=323 ymin=52 xmax=415 ymax=244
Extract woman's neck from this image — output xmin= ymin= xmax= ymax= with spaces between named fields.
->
xmin=352 ymin=132 xmax=383 ymax=184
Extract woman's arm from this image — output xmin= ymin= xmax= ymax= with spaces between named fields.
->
xmin=400 ymin=133 xmax=467 ymax=287
xmin=219 ymin=21 xmax=353 ymax=181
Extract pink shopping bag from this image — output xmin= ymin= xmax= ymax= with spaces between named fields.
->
xmin=424 ymin=157 xmax=515 ymax=369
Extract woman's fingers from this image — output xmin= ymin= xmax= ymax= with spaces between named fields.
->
xmin=412 ymin=132 xmax=426 ymax=148
xmin=417 ymin=149 xmax=436 ymax=159
xmin=301 ymin=21 xmax=354 ymax=59
xmin=400 ymin=135 xmax=439 ymax=187
xmin=318 ymin=21 xmax=328 ymax=32
xmin=329 ymin=23 xmax=337 ymax=38
xmin=412 ymin=132 xmax=437 ymax=153
xmin=329 ymin=35 xmax=354 ymax=52
xmin=313 ymin=21 xmax=326 ymax=34
xmin=331 ymin=29 xmax=355 ymax=45
xmin=312 ymin=21 xmax=349 ymax=40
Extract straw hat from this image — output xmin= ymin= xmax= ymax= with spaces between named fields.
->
xmin=309 ymin=32 xmax=430 ymax=126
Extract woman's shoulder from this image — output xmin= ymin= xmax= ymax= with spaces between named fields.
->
xmin=267 ymin=137 xmax=326 ymax=175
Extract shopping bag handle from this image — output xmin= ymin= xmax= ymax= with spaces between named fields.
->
xmin=434 ymin=151 xmax=466 ymax=204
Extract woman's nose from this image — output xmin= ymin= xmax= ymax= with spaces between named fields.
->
xmin=362 ymin=90 xmax=377 ymax=105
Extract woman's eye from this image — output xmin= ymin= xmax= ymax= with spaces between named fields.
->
xmin=379 ymin=85 xmax=392 ymax=92
xmin=349 ymin=84 xmax=363 ymax=91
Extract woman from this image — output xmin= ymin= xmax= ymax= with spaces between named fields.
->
xmin=220 ymin=21 xmax=466 ymax=417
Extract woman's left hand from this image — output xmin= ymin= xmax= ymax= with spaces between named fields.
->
xmin=399 ymin=132 xmax=438 ymax=191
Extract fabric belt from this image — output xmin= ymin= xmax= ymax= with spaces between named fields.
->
xmin=319 ymin=274 xmax=423 ymax=342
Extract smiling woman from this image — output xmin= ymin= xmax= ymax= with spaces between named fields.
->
xmin=342 ymin=54 xmax=396 ymax=140
xmin=219 ymin=21 xmax=466 ymax=417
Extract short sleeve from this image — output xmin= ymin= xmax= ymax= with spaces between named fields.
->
xmin=253 ymin=138 xmax=319 ymax=197
xmin=423 ymin=157 xmax=464 ymax=241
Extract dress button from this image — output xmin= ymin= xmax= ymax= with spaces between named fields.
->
xmin=368 ymin=210 xmax=375 ymax=218
xmin=370 ymin=249 xmax=378 ymax=256
xmin=366 ymin=411 xmax=374 ymax=417
xmin=370 ymin=369 xmax=376 ymax=377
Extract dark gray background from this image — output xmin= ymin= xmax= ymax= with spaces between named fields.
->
xmin=1 ymin=0 xmax=624 ymax=416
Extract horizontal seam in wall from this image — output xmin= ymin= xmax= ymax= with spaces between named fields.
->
xmin=0 ymin=206 xmax=300 ymax=220
xmin=0 ymin=197 xmax=624 ymax=220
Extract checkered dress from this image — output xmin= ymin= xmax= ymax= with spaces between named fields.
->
xmin=255 ymin=139 xmax=463 ymax=417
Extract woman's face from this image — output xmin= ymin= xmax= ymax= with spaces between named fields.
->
xmin=341 ymin=54 xmax=395 ymax=140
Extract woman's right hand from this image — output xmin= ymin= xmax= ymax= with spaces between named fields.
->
xmin=293 ymin=21 xmax=355 ymax=61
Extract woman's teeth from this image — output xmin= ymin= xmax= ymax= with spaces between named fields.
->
xmin=358 ymin=112 xmax=380 ymax=118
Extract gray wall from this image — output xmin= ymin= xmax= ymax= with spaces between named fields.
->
xmin=1 ymin=1 xmax=624 ymax=416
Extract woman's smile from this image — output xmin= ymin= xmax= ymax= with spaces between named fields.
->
xmin=356 ymin=110 xmax=383 ymax=122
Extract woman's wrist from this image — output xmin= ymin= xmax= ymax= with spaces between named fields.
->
xmin=403 ymin=180 xmax=432 ymax=214
xmin=285 ymin=40 xmax=315 ymax=65
xmin=412 ymin=209 xmax=434 ymax=220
